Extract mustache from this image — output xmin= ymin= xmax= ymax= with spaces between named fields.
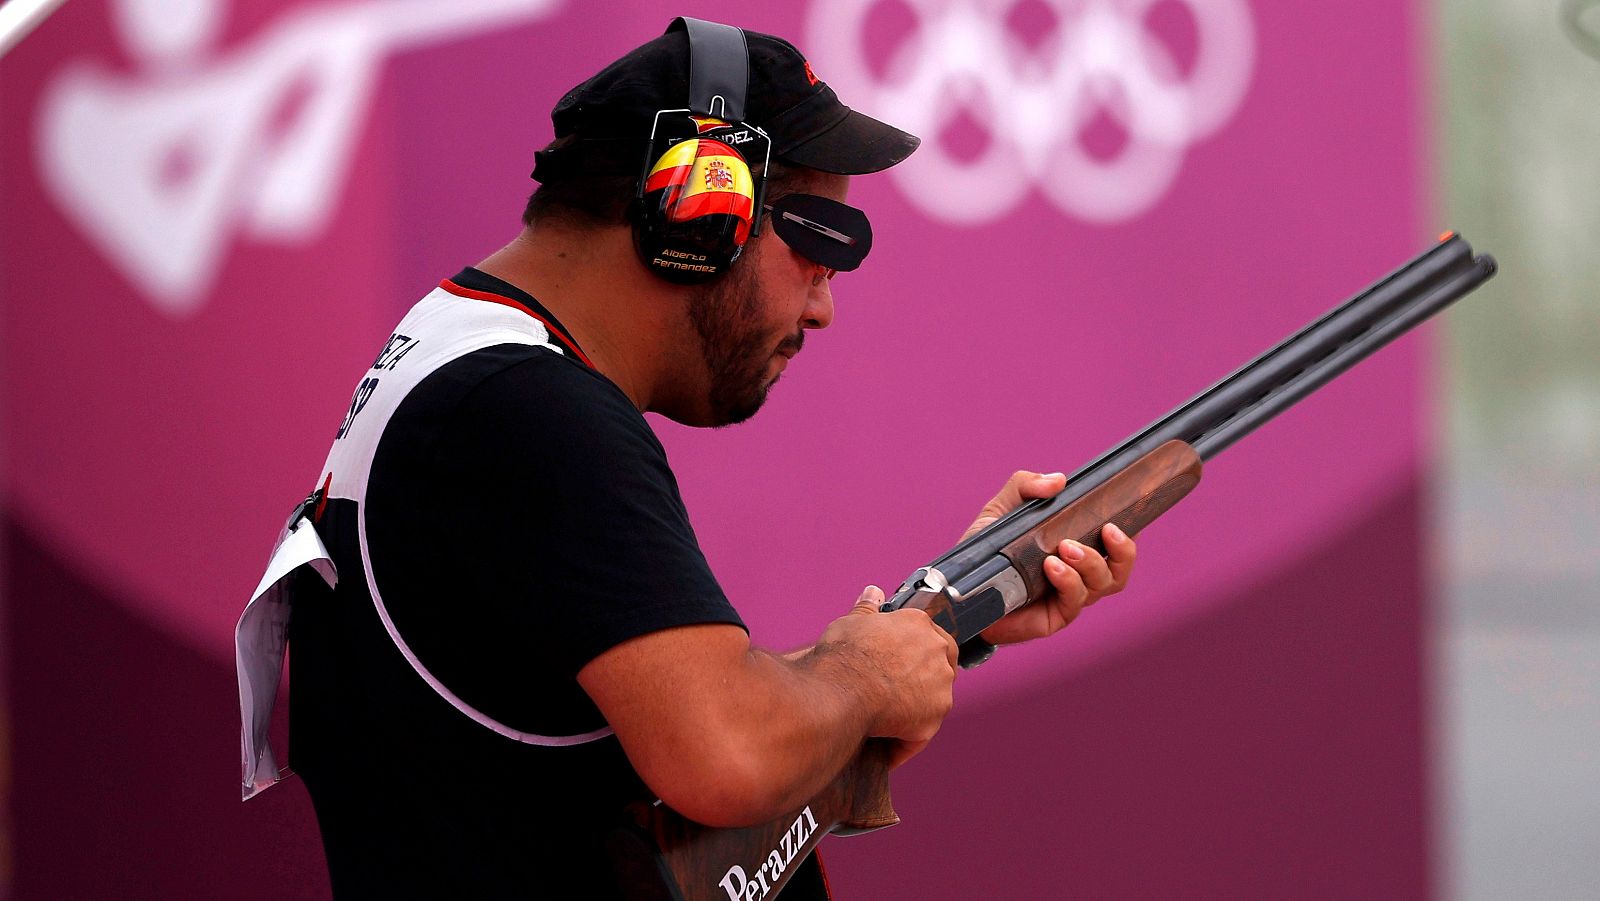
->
xmin=777 ymin=332 xmax=805 ymax=356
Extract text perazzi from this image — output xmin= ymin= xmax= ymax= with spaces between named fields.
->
xmin=716 ymin=807 xmax=818 ymax=901
xmin=654 ymin=248 xmax=718 ymax=273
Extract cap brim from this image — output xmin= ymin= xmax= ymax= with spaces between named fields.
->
xmin=778 ymin=108 xmax=920 ymax=175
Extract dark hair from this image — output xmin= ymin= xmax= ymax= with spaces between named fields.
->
xmin=522 ymin=136 xmax=816 ymax=230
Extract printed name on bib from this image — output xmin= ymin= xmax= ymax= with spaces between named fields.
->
xmin=336 ymin=333 xmax=419 ymax=440
xmin=335 ymin=377 xmax=379 ymax=440
xmin=372 ymin=332 xmax=418 ymax=370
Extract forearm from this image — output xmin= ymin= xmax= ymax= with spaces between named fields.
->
xmin=700 ymin=644 xmax=884 ymax=822
xmin=581 ymin=623 xmax=894 ymax=828
xmin=583 ymin=595 xmax=955 ymax=828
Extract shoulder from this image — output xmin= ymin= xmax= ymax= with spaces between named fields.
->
xmin=381 ymin=343 xmax=661 ymax=468
xmin=373 ymin=345 xmax=693 ymax=548
xmin=445 ymin=347 xmax=668 ymax=478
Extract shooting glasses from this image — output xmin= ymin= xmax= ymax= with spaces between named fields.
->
xmin=763 ymin=193 xmax=873 ymax=275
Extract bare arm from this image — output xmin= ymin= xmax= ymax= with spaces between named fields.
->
xmin=577 ymin=586 xmax=957 ymax=828
xmin=580 ymin=473 xmax=1134 ymax=830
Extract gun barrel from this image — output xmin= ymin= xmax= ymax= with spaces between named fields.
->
xmin=892 ymin=234 xmax=1496 ymax=608
xmin=1191 ymin=252 xmax=1496 ymax=458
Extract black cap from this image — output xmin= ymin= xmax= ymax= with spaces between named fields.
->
xmin=532 ymin=19 xmax=920 ymax=182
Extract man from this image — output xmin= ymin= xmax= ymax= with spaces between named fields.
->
xmin=285 ymin=18 xmax=1136 ymax=899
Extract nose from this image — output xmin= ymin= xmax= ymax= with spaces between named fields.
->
xmin=802 ymin=270 xmax=834 ymax=330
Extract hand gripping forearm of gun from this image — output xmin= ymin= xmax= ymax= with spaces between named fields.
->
xmin=610 ymin=234 xmax=1498 ymax=901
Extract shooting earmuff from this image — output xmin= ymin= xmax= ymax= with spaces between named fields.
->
xmin=633 ymin=17 xmax=772 ymax=284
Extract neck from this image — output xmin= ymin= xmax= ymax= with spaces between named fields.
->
xmin=475 ymin=224 xmax=695 ymax=413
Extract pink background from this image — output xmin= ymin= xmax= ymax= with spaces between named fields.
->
xmin=3 ymin=0 xmax=1434 ymax=896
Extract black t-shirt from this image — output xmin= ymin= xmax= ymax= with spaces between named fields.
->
xmin=290 ymin=269 xmax=748 ymax=898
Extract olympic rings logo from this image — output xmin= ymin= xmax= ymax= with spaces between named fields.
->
xmin=805 ymin=0 xmax=1255 ymax=224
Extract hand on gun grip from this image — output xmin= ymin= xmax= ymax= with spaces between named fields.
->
xmin=817 ymin=585 xmax=958 ymax=768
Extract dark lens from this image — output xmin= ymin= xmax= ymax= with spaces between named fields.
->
xmin=767 ymin=194 xmax=872 ymax=272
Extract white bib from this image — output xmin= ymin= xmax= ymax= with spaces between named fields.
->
xmin=236 ymin=285 xmax=614 ymax=800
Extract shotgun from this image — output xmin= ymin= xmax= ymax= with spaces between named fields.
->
xmin=609 ymin=233 xmax=1498 ymax=901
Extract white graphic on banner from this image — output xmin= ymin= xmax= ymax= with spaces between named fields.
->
xmin=36 ymin=0 xmax=559 ymax=317
xmin=805 ymin=0 xmax=1254 ymax=224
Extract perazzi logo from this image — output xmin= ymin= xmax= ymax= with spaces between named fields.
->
xmin=717 ymin=806 xmax=819 ymax=901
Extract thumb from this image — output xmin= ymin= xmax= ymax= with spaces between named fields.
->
xmin=851 ymin=585 xmax=885 ymax=614
xmin=1020 ymin=471 xmax=1068 ymax=501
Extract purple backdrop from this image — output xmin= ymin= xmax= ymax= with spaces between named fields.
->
xmin=2 ymin=0 xmax=1433 ymax=896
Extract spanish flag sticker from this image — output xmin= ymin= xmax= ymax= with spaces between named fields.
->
xmin=645 ymin=139 xmax=755 ymax=242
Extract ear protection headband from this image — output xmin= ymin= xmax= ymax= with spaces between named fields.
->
xmin=633 ymin=17 xmax=772 ymax=284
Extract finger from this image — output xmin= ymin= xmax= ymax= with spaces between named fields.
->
xmin=1058 ymin=539 xmax=1115 ymax=598
xmin=964 ymin=470 xmax=1066 ymax=541
xmin=851 ymin=584 xmax=885 ymax=614
xmin=1043 ymin=555 xmax=1089 ymax=615
xmin=1101 ymin=523 xmax=1137 ymax=588
xmin=1017 ymin=471 xmax=1067 ymax=501
xmin=979 ymin=470 xmax=1041 ymax=520
xmin=907 ymin=607 xmax=958 ymax=665
xmin=940 ymin=626 xmax=960 ymax=670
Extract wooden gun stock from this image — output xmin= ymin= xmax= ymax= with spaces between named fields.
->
xmin=895 ymin=440 xmax=1202 ymax=636
xmin=610 ymin=740 xmax=895 ymax=901
xmin=1000 ymin=440 xmax=1201 ymax=608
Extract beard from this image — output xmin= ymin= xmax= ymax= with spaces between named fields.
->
xmin=686 ymin=261 xmax=802 ymax=427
